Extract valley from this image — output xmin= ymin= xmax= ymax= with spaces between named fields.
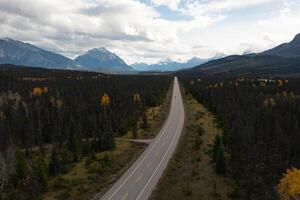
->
xmin=1 ymin=1 xmax=300 ymax=199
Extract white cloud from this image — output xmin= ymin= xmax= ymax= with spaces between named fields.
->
xmin=0 ymin=0 xmax=299 ymax=64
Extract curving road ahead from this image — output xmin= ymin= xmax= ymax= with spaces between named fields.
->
xmin=98 ymin=77 xmax=185 ymax=200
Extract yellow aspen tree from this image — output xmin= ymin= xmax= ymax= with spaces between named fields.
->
xmin=43 ymin=87 xmax=49 ymax=94
xmin=133 ymin=93 xmax=141 ymax=104
xmin=101 ymin=93 xmax=110 ymax=106
xmin=278 ymin=80 xmax=284 ymax=87
xmin=278 ymin=168 xmax=300 ymax=200
xmin=33 ymin=87 xmax=43 ymax=96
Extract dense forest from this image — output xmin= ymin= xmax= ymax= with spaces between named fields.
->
xmin=0 ymin=65 xmax=171 ymax=199
xmin=181 ymin=75 xmax=300 ymax=200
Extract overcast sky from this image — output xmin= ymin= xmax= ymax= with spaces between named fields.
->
xmin=0 ymin=0 xmax=300 ymax=64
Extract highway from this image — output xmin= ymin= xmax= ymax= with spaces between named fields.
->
xmin=98 ymin=77 xmax=185 ymax=200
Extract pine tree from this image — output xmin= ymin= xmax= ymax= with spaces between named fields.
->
xmin=141 ymin=114 xmax=148 ymax=129
xmin=197 ymin=125 xmax=204 ymax=136
xmin=212 ymin=134 xmax=221 ymax=162
xmin=132 ymin=124 xmax=138 ymax=139
xmin=67 ymin=116 xmax=80 ymax=162
xmin=33 ymin=154 xmax=48 ymax=191
xmin=194 ymin=135 xmax=202 ymax=151
xmin=72 ymin=136 xmax=81 ymax=162
xmin=15 ymin=149 xmax=26 ymax=181
xmin=102 ymin=131 xmax=115 ymax=151
xmin=215 ymin=140 xmax=226 ymax=174
xmin=48 ymin=148 xmax=61 ymax=175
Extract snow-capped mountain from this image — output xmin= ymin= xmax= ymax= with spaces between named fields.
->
xmin=131 ymin=53 xmax=226 ymax=72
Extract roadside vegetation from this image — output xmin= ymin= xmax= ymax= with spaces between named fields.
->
xmin=150 ymin=84 xmax=235 ymax=200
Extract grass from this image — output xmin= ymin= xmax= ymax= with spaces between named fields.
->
xmin=139 ymin=81 xmax=173 ymax=139
xmin=122 ymin=80 xmax=173 ymax=140
xmin=43 ymin=141 xmax=146 ymax=200
xmin=150 ymin=85 xmax=236 ymax=200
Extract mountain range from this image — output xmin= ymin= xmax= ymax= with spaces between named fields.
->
xmin=131 ymin=53 xmax=226 ymax=72
xmin=0 ymin=37 xmax=227 ymax=73
xmin=1 ymin=33 xmax=300 ymax=75
xmin=180 ymin=33 xmax=300 ymax=76
xmin=0 ymin=38 xmax=133 ymax=73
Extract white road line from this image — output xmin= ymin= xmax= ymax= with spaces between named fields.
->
xmin=106 ymin=85 xmax=177 ymax=200
xmin=147 ymin=162 xmax=152 ymax=168
xmin=136 ymin=106 xmax=184 ymax=200
xmin=136 ymin=174 xmax=143 ymax=183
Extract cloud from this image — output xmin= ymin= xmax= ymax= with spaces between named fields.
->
xmin=0 ymin=0 xmax=299 ymax=64
xmin=256 ymin=0 xmax=300 ymax=47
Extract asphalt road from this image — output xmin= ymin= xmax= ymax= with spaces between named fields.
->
xmin=99 ymin=77 xmax=185 ymax=200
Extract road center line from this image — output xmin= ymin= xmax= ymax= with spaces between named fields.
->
xmin=136 ymin=95 xmax=184 ymax=200
xmin=121 ymin=193 xmax=128 ymax=200
xmin=106 ymin=81 xmax=178 ymax=200
xmin=147 ymin=162 xmax=152 ymax=168
xmin=136 ymin=174 xmax=143 ymax=183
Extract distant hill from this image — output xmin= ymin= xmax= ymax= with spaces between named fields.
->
xmin=181 ymin=54 xmax=300 ymax=75
xmin=0 ymin=38 xmax=75 ymax=69
xmin=131 ymin=53 xmax=225 ymax=72
xmin=74 ymin=48 xmax=134 ymax=73
xmin=263 ymin=33 xmax=300 ymax=58
xmin=180 ymin=33 xmax=300 ymax=76
xmin=0 ymin=64 xmax=105 ymax=78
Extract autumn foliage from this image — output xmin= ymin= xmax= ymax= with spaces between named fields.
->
xmin=133 ymin=93 xmax=141 ymax=104
xmin=33 ymin=87 xmax=48 ymax=96
xmin=101 ymin=93 xmax=110 ymax=106
xmin=33 ymin=87 xmax=43 ymax=96
xmin=278 ymin=168 xmax=300 ymax=200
